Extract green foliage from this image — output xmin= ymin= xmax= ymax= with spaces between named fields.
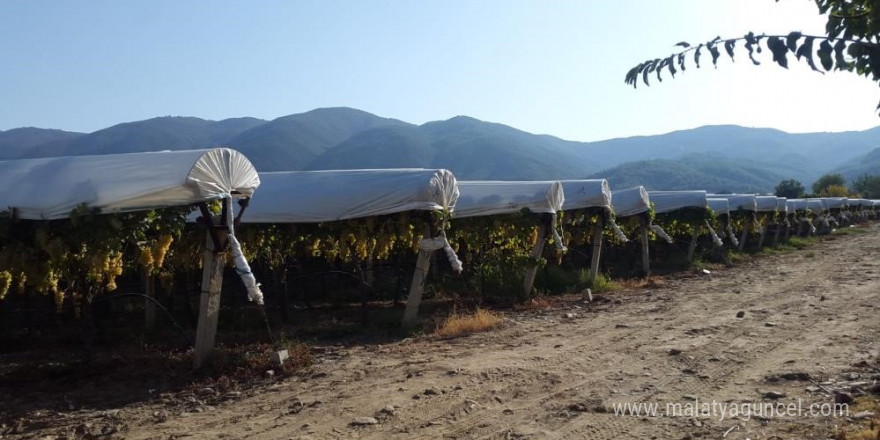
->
xmin=626 ymin=0 xmax=880 ymax=111
xmin=653 ymin=207 xmax=714 ymax=237
xmin=448 ymin=211 xmax=562 ymax=300
xmin=813 ymin=173 xmax=847 ymax=194
xmin=775 ymin=179 xmax=805 ymax=198
xmin=851 ymin=173 xmax=880 ymax=197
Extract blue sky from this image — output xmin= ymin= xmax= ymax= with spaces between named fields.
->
xmin=1 ymin=0 xmax=878 ymax=141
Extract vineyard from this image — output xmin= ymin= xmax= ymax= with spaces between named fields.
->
xmin=0 ymin=147 xmax=878 ymax=371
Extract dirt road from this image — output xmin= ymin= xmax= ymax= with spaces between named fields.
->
xmin=9 ymin=224 xmax=880 ymax=439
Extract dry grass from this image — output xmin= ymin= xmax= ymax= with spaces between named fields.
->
xmin=434 ymin=308 xmax=503 ymax=338
xmin=616 ymin=276 xmax=666 ymax=289
xmin=838 ymin=397 xmax=880 ymax=440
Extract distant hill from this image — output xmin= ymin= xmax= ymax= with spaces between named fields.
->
xmin=0 ymin=127 xmax=83 ymax=159
xmin=229 ymin=108 xmax=410 ymax=171
xmin=589 ymin=155 xmax=788 ymax=193
xmin=576 ymin=125 xmax=880 ymax=186
xmin=21 ymin=116 xmax=267 ymax=158
xmin=3 ymin=107 xmax=880 ymax=190
xmin=832 ymin=147 xmax=880 ymax=181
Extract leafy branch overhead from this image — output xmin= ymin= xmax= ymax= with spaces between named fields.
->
xmin=625 ymin=32 xmax=880 ymax=88
xmin=626 ymin=0 xmax=880 ymax=110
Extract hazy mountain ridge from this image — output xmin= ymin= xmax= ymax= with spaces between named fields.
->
xmin=832 ymin=147 xmax=880 ymax=181
xmin=4 ymin=107 xmax=879 ymax=190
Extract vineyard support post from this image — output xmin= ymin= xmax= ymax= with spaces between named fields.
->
xmin=772 ymin=221 xmax=781 ymax=247
xmin=402 ymin=225 xmax=433 ymax=327
xmin=639 ymin=215 xmax=650 ymax=277
xmin=522 ymin=214 xmax=550 ymax=297
xmin=144 ymin=270 xmax=156 ymax=331
xmin=738 ymin=214 xmax=751 ymax=251
xmin=687 ymin=225 xmax=702 ymax=263
xmin=796 ymin=217 xmax=805 ymax=237
xmin=588 ymin=215 xmax=605 ymax=286
xmin=194 ymin=203 xmax=229 ymax=369
xmin=784 ymin=217 xmax=792 ymax=242
xmin=757 ymin=223 xmax=768 ymax=249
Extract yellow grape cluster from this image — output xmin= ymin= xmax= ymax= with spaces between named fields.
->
xmin=238 ymin=212 xmax=433 ymax=269
xmin=0 ymin=271 xmax=11 ymax=301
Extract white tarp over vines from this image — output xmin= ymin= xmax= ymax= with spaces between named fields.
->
xmin=708 ymin=194 xmax=757 ymax=212
xmin=559 ymin=179 xmax=612 ymax=211
xmin=610 ymin=186 xmax=650 ymax=217
xmin=647 ymin=190 xmax=708 ymax=214
xmin=823 ymin=198 xmax=848 ymax=209
xmin=755 ymin=196 xmax=779 ymax=212
xmin=454 ymin=181 xmax=564 ymax=218
xmin=0 ymin=148 xmax=260 ymax=220
xmin=242 ymin=169 xmax=458 ymax=223
xmin=708 ymin=198 xmax=730 ymax=216
xmin=777 ymin=198 xmax=788 ymax=213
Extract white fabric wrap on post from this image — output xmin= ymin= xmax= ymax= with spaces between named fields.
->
xmin=551 ymin=226 xmax=568 ymax=252
xmin=608 ymin=216 xmax=629 ymax=242
xmin=725 ymin=223 xmax=740 ymax=247
xmin=650 ymin=224 xmax=673 ymax=244
xmin=224 ymin=199 xmax=264 ymax=305
xmin=799 ymin=216 xmax=817 ymax=233
xmin=419 ymin=232 xmax=463 ymax=273
xmin=704 ymin=221 xmax=723 ymax=247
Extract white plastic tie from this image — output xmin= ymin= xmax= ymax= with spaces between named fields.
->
xmin=705 ymin=221 xmax=723 ymax=247
xmin=225 ymin=199 xmax=264 ymax=305
xmin=608 ymin=217 xmax=630 ymax=243
xmin=550 ymin=226 xmax=568 ymax=252
xmin=725 ymin=223 xmax=740 ymax=247
xmin=650 ymin=223 xmax=673 ymax=244
xmin=419 ymin=232 xmax=463 ymax=274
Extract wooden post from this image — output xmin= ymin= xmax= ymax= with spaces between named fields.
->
xmin=402 ymin=226 xmax=432 ymax=327
xmin=772 ymin=221 xmax=782 ymax=247
xmin=521 ymin=219 xmax=549 ymax=297
xmin=784 ymin=218 xmax=791 ymax=242
xmin=757 ymin=224 xmax=768 ymax=249
xmin=193 ymin=218 xmax=228 ymax=369
xmin=687 ymin=225 xmax=702 ymax=262
xmin=588 ymin=216 xmax=605 ymax=286
xmin=738 ymin=216 xmax=750 ymax=251
xmin=640 ymin=216 xmax=650 ymax=277
xmin=143 ymin=269 xmax=156 ymax=331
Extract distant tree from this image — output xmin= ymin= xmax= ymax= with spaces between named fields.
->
xmin=625 ymin=1 xmax=880 ymax=111
xmin=851 ymin=173 xmax=880 ymax=197
xmin=822 ymin=184 xmax=851 ymax=196
xmin=812 ymin=173 xmax=846 ymax=194
xmin=774 ymin=179 xmax=805 ymax=198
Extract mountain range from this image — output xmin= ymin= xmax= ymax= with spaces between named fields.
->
xmin=1 ymin=107 xmax=879 ymax=193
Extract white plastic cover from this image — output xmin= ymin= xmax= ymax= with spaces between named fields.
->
xmin=849 ymin=199 xmax=870 ymax=207
xmin=755 ymin=196 xmax=778 ymax=212
xmin=0 ymin=148 xmax=259 ymax=220
xmin=806 ymin=199 xmax=826 ymax=213
xmin=788 ymin=199 xmax=808 ymax=211
xmin=648 ymin=191 xmax=708 ymax=214
xmin=823 ymin=198 xmax=848 ymax=209
xmin=708 ymin=194 xmax=757 ymax=212
xmin=559 ymin=179 xmax=612 ymax=211
xmin=454 ymin=181 xmax=563 ymax=218
xmin=707 ymin=198 xmax=730 ymax=215
xmin=776 ymin=197 xmax=788 ymax=213
xmin=242 ymin=169 xmax=458 ymax=223
xmin=611 ymin=186 xmax=650 ymax=217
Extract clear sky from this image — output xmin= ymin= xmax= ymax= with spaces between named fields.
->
xmin=1 ymin=0 xmax=878 ymax=142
